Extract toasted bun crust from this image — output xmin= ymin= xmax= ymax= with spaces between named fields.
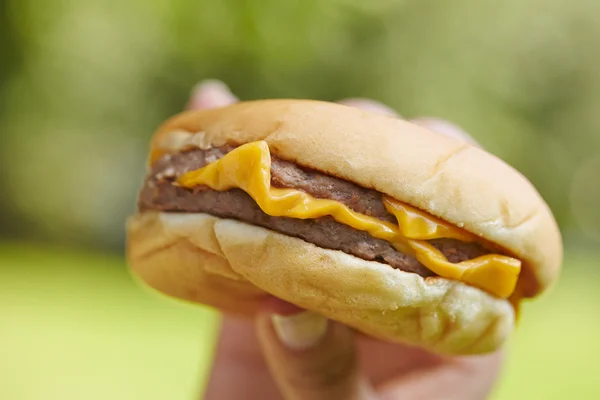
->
xmin=127 ymin=211 xmax=514 ymax=355
xmin=148 ymin=99 xmax=562 ymax=297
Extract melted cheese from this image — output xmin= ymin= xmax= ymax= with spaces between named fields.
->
xmin=176 ymin=141 xmax=522 ymax=299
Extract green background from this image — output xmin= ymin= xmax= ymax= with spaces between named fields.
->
xmin=1 ymin=0 xmax=599 ymax=398
xmin=2 ymin=246 xmax=599 ymax=399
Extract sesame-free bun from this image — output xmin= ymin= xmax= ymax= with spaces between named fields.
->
xmin=126 ymin=99 xmax=563 ymax=354
xmin=127 ymin=211 xmax=514 ymax=355
xmin=146 ymin=99 xmax=562 ymax=297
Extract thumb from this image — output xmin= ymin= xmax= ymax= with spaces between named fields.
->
xmin=255 ymin=299 xmax=377 ymax=400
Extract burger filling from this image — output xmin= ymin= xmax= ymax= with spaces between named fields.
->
xmin=138 ymin=146 xmax=494 ymax=279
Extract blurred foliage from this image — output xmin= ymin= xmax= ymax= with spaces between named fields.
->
xmin=1 ymin=0 xmax=599 ymax=252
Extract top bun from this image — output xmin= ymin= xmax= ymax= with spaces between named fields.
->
xmin=148 ymin=99 xmax=562 ymax=298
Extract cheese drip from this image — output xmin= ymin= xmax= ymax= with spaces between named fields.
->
xmin=176 ymin=141 xmax=521 ymax=299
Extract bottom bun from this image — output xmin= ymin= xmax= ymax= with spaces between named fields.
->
xmin=126 ymin=211 xmax=515 ymax=355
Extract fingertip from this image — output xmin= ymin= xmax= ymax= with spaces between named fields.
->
xmin=411 ymin=117 xmax=481 ymax=148
xmin=337 ymin=98 xmax=400 ymax=117
xmin=187 ymin=79 xmax=238 ymax=110
xmin=270 ymin=311 xmax=329 ymax=351
xmin=258 ymin=297 xmax=328 ymax=351
xmin=255 ymin=307 xmax=370 ymax=399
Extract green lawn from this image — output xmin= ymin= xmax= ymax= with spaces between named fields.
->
xmin=1 ymin=243 xmax=598 ymax=399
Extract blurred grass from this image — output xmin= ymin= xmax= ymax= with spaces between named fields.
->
xmin=0 ymin=243 xmax=220 ymax=400
xmin=1 ymin=243 xmax=598 ymax=400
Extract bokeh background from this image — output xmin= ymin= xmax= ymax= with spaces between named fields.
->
xmin=1 ymin=0 xmax=599 ymax=399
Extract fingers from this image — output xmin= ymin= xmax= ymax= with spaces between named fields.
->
xmin=190 ymin=87 xmax=493 ymax=400
xmin=378 ymin=351 xmax=504 ymax=400
xmin=184 ymin=82 xmax=280 ymax=399
xmin=410 ymin=117 xmax=482 ymax=148
xmin=186 ymin=86 xmax=480 ymax=151
xmin=337 ymin=98 xmax=400 ymax=117
xmin=203 ymin=316 xmax=282 ymax=400
xmin=255 ymin=298 xmax=377 ymax=400
xmin=186 ymin=79 xmax=238 ymax=110
xmin=337 ymin=98 xmax=481 ymax=148
xmin=338 ymin=99 xmax=501 ymax=400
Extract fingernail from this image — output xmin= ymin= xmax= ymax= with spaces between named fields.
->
xmin=187 ymin=79 xmax=238 ymax=110
xmin=411 ymin=117 xmax=481 ymax=147
xmin=271 ymin=311 xmax=328 ymax=351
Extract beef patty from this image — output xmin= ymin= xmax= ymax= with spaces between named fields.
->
xmin=138 ymin=146 xmax=493 ymax=277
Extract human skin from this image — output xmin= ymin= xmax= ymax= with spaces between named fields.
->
xmin=187 ymin=80 xmax=504 ymax=400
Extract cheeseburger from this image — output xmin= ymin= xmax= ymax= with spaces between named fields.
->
xmin=126 ymin=99 xmax=562 ymax=355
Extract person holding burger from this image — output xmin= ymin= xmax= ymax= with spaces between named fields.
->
xmin=126 ymin=80 xmax=562 ymax=399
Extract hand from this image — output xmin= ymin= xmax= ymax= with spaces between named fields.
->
xmin=188 ymin=80 xmax=504 ymax=400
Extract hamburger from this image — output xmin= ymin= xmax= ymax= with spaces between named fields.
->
xmin=126 ymin=99 xmax=562 ymax=355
